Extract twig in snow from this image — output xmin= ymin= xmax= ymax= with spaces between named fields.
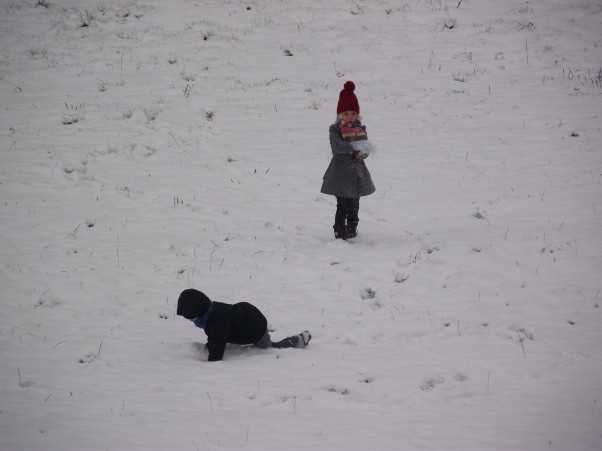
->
xmin=97 ymin=341 xmax=103 ymax=357
xmin=34 ymin=288 xmax=51 ymax=309
xmin=120 ymin=47 xmax=125 ymax=86
xmin=517 ymin=330 xmax=527 ymax=358
xmin=45 ymin=394 xmax=52 ymax=402
xmin=592 ymin=399 xmax=597 ymax=414
xmin=333 ymin=62 xmax=344 ymax=77
xmin=504 ymin=226 xmax=510 ymax=240
xmin=207 ymin=392 xmax=214 ymax=414
xmin=525 ymin=37 xmax=529 ymax=66
xmin=427 ymin=48 xmax=434 ymax=69
xmin=52 ymin=341 xmax=66 ymax=349
xmin=69 ymin=222 xmax=83 ymax=240
xmin=557 ymin=221 xmax=565 ymax=231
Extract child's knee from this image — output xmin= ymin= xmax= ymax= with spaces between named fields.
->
xmin=254 ymin=331 xmax=273 ymax=349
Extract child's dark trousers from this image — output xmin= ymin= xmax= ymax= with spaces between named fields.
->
xmin=335 ymin=196 xmax=359 ymax=229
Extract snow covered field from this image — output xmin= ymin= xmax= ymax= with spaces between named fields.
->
xmin=1 ymin=0 xmax=601 ymax=450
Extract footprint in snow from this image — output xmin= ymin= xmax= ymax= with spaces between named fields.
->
xmin=78 ymin=351 xmax=97 ymax=363
xmin=420 ymin=377 xmax=444 ymax=392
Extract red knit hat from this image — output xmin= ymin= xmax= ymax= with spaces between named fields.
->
xmin=337 ymin=81 xmax=360 ymax=114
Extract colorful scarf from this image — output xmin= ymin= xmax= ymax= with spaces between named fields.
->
xmin=338 ymin=120 xmax=367 ymax=143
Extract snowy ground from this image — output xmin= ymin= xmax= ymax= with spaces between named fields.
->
xmin=1 ymin=0 xmax=601 ymax=450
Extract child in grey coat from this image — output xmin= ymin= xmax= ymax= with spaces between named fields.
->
xmin=320 ymin=81 xmax=375 ymax=240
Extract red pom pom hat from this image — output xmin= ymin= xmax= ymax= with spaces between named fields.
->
xmin=337 ymin=81 xmax=360 ymax=114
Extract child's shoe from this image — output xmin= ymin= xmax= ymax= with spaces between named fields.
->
xmin=346 ymin=220 xmax=358 ymax=239
xmin=333 ymin=225 xmax=347 ymax=240
xmin=297 ymin=331 xmax=312 ymax=348
xmin=272 ymin=331 xmax=311 ymax=349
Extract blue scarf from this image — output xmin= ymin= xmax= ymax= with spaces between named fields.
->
xmin=192 ymin=301 xmax=213 ymax=329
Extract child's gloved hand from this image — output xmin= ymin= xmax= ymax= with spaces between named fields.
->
xmin=352 ymin=151 xmax=362 ymax=160
xmin=351 ymin=140 xmax=375 ymax=157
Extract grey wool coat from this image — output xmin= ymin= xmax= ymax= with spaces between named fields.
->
xmin=320 ymin=122 xmax=376 ymax=198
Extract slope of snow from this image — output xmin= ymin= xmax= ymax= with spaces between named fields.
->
xmin=1 ymin=0 xmax=601 ymax=450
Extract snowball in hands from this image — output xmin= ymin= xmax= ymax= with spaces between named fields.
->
xmin=351 ymin=140 xmax=375 ymax=156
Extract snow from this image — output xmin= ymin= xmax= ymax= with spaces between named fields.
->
xmin=1 ymin=0 xmax=601 ymax=450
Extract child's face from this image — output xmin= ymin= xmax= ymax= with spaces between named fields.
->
xmin=341 ymin=111 xmax=358 ymax=125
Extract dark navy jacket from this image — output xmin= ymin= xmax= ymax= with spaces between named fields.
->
xmin=203 ymin=302 xmax=267 ymax=361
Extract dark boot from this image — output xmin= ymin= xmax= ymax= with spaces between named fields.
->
xmin=333 ymin=225 xmax=347 ymax=240
xmin=346 ymin=218 xmax=358 ymax=239
xmin=272 ymin=331 xmax=311 ymax=349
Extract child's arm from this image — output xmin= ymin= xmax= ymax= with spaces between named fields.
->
xmin=206 ymin=332 xmax=229 ymax=361
xmin=329 ymin=124 xmax=355 ymax=155
xmin=205 ymin=321 xmax=231 ymax=361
